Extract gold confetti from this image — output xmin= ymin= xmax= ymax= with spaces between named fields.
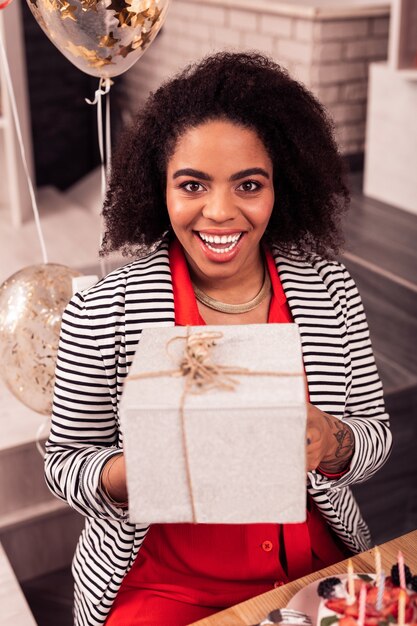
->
xmin=80 ymin=0 xmax=98 ymax=11
xmin=126 ymin=0 xmax=152 ymax=14
xmin=43 ymin=0 xmax=61 ymax=13
xmin=60 ymin=2 xmax=78 ymax=20
xmin=94 ymin=57 xmax=114 ymax=68
xmin=127 ymin=11 xmax=146 ymax=29
xmin=66 ymin=40 xmax=114 ymax=67
xmin=119 ymin=42 xmax=134 ymax=57
xmin=131 ymin=35 xmax=144 ymax=49
xmin=99 ymin=32 xmax=119 ymax=48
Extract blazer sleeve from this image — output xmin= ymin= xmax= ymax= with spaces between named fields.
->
xmin=309 ymin=264 xmax=393 ymax=491
xmin=44 ymin=292 xmax=129 ymax=521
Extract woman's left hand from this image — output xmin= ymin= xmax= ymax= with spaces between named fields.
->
xmin=306 ymin=403 xmax=354 ymax=474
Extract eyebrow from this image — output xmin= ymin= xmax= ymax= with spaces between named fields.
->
xmin=173 ymin=168 xmax=212 ymax=181
xmin=229 ymin=168 xmax=270 ymax=181
xmin=172 ymin=167 xmax=270 ymax=181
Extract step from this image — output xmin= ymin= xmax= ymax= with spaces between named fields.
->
xmin=342 ymin=253 xmax=417 ymax=377
xmin=0 ymin=438 xmax=54 ymax=518
xmin=347 ymin=173 xmax=417 ymax=286
xmin=0 ymin=499 xmax=83 ymax=583
xmin=0 ymin=186 xmax=103 ymax=284
xmin=372 ymin=350 xmax=417 ymax=396
xmin=0 ymin=381 xmax=84 ymax=583
xmin=0 ymin=543 xmax=37 ymax=626
xmin=351 ymin=383 xmax=417 ymax=545
xmin=342 ymin=175 xmax=417 ymax=385
xmin=21 ymin=566 xmax=74 ymax=626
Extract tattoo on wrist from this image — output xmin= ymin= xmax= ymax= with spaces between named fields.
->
xmin=320 ymin=415 xmax=354 ymax=473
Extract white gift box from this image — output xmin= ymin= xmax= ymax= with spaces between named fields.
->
xmin=120 ymin=324 xmax=307 ymax=524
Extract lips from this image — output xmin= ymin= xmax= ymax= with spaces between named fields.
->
xmin=197 ymin=231 xmax=243 ymax=253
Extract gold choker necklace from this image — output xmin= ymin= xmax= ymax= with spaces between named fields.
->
xmin=193 ymin=268 xmax=271 ymax=314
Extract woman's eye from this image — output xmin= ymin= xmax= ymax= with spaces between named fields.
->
xmin=237 ymin=181 xmax=261 ymax=192
xmin=180 ymin=181 xmax=205 ymax=193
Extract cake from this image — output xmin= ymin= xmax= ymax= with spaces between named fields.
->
xmin=317 ymin=566 xmax=417 ymax=626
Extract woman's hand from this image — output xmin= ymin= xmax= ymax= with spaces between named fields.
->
xmin=306 ymin=403 xmax=354 ymax=474
xmin=101 ymin=454 xmax=128 ymax=505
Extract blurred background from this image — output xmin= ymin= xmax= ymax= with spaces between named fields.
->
xmin=0 ymin=0 xmax=416 ymax=624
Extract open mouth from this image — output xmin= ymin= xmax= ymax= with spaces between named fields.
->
xmin=196 ymin=232 xmax=244 ymax=254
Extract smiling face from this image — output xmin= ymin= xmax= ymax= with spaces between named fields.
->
xmin=165 ymin=119 xmax=275 ymax=290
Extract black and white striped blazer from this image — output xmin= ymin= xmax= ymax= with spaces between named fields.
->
xmin=45 ymin=241 xmax=392 ymax=626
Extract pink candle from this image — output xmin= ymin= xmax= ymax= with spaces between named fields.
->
xmin=398 ymin=589 xmax=406 ymax=626
xmin=358 ymin=583 xmax=367 ymax=626
xmin=398 ymin=551 xmax=406 ymax=590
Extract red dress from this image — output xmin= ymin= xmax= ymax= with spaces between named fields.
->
xmin=105 ymin=240 xmax=348 ymax=626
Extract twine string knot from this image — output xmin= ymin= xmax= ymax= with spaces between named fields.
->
xmin=168 ymin=330 xmax=249 ymax=393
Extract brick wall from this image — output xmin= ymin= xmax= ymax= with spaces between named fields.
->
xmin=21 ymin=1 xmax=102 ymax=189
xmin=120 ymin=0 xmax=390 ymax=157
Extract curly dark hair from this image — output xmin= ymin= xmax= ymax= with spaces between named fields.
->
xmin=102 ymin=51 xmax=349 ymax=259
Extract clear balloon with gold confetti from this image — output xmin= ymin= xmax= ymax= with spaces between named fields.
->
xmin=0 ymin=264 xmax=81 ymax=415
xmin=25 ymin=0 xmax=170 ymax=78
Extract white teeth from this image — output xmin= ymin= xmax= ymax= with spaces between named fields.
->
xmin=199 ymin=232 xmax=241 ymax=244
xmin=197 ymin=232 xmax=242 ymax=254
xmin=205 ymin=239 xmax=240 ymax=253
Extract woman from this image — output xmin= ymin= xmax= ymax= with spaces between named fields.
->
xmin=45 ymin=52 xmax=392 ymax=626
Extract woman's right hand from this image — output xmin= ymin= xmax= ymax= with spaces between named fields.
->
xmin=101 ymin=454 xmax=128 ymax=505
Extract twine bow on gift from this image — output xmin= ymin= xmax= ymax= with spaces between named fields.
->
xmin=127 ymin=329 xmax=300 ymax=522
xmin=171 ymin=330 xmax=251 ymax=393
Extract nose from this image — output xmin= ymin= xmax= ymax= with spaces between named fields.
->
xmin=201 ymin=188 xmax=239 ymax=223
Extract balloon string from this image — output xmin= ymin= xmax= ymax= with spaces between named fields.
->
xmin=0 ymin=31 xmax=48 ymax=264
xmin=106 ymin=87 xmax=112 ymax=176
xmin=101 ymin=87 xmax=112 ymax=276
xmin=86 ymin=77 xmax=112 ymax=277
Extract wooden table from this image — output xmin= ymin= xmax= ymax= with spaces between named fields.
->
xmin=190 ymin=530 xmax=417 ymax=626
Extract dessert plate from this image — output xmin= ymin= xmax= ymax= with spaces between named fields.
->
xmin=286 ymin=573 xmax=375 ymax=626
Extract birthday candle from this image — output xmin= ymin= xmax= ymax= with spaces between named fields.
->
xmin=358 ymin=583 xmax=367 ymax=626
xmin=398 ymin=589 xmax=406 ymax=626
xmin=374 ymin=546 xmax=382 ymax=587
xmin=347 ymin=559 xmax=355 ymax=604
xmin=376 ymin=571 xmax=385 ymax=612
xmin=398 ymin=551 xmax=406 ymax=590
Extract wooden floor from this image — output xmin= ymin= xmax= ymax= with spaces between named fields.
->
xmin=20 ymin=172 xmax=417 ymax=625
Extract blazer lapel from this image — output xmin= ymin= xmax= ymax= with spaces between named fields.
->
xmin=272 ymin=250 xmax=347 ymax=419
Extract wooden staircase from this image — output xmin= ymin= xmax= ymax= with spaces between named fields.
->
xmin=343 ymin=173 xmax=417 ymax=544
